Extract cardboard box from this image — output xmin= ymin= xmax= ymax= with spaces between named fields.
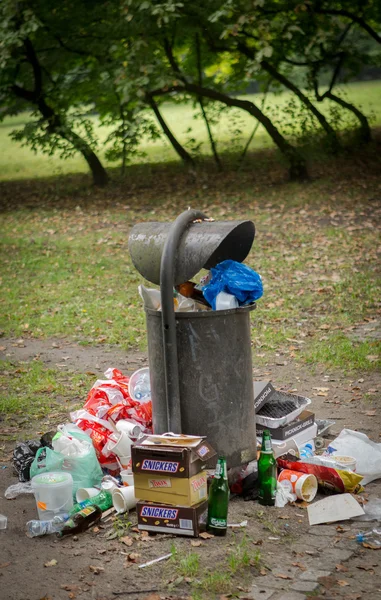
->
xmin=256 ymin=410 xmax=315 ymax=440
xmin=253 ymin=381 xmax=276 ymax=413
xmin=134 ymin=470 xmax=208 ymax=506
xmin=137 ymin=500 xmax=208 ymax=537
xmin=132 ymin=435 xmax=216 ymax=479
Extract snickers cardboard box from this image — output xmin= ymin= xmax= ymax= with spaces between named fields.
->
xmin=134 ymin=469 xmax=207 ymax=506
xmin=256 ymin=410 xmax=315 ymax=441
xmin=132 ymin=434 xmax=216 ymax=479
xmin=137 ymin=499 xmax=208 ymax=537
xmin=253 ymin=381 xmax=276 ymax=413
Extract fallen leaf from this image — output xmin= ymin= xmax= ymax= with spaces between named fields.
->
xmin=89 ymin=565 xmax=104 ymax=575
xmin=366 ymin=355 xmax=378 ymax=362
xmin=44 ymin=559 xmax=57 ymax=567
xmin=199 ymin=531 xmax=214 ymax=539
xmin=292 ymin=562 xmax=306 ymax=570
xmin=253 ymin=539 xmax=263 ymax=545
xmin=120 ymin=536 xmax=134 ymax=546
xmin=335 ymin=564 xmax=348 ymax=572
xmin=142 ymin=595 xmax=161 ymax=600
xmin=278 ymin=515 xmax=289 ymax=519
xmin=363 ymin=542 xmax=381 ymax=550
xmin=356 ymin=565 xmax=375 ymax=574
xmin=127 ymin=552 xmax=140 ymax=563
xmin=60 ymin=585 xmax=79 ymax=592
xmin=337 ymin=580 xmax=350 ymax=587
xmin=0 ymin=346 xmax=6 ymax=351
xmin=191 ymin=540 xmax=202 ymax=547
xmin=259 ymin=567 xmax=267 ymax=576
xmin=365 ymin=410 xmax=376 ymax=416
xmin=275 ymin=574 xmax=293 ymax=580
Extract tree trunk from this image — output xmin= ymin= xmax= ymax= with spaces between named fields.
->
xmin=195 ymin=33 xmax=222 ymax=170
xmin=323 ymin=92 xmax=372 ymax=143
xmin=147 ymin=95 xmax=195 ymax=166
xmin=177 ymin=82 xmax=308 ymax=180
xmin=261 ymin=60 xmax=341 ymax=153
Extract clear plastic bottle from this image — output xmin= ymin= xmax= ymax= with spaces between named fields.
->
xmin=26 ymin=515 xmax=67 ymax=538
xmin=299 ymin=443 xmax=314 ymax=459
xmin=356 ymin=528 xmax=381 ymax=548
xmin=134 ymin=372 xmax=151 ymax=401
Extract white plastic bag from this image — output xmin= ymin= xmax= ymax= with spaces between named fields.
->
xmin=275 ymin=480 xmax=297 ymax=508
xmin=326 ymin=429 xmax=381 ymax=485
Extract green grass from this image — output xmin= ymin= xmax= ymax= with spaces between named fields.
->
xmin=0 ymin=80 xmax=380 ymax=181
xmin=0 ymin=361 xmax=89 ymax=436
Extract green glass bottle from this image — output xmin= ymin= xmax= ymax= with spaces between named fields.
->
xmin=207 ymin=456 xmax=229 ymax=536
xmin=258 ymin=430 xmax=277 ymax=506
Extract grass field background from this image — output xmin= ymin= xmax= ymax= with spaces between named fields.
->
xmin=1 ymin=80 xmax=380 ymax=181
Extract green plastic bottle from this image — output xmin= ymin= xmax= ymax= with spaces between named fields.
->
xmin=68 ymin=489 xmax=113 ymax=516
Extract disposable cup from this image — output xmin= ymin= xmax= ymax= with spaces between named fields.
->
xmin=109 ymin=431 xmax=133 ymax=458
xmin=112 ymin=486 xmax=136 ymax=514
xmin=333 ymin=455 xmax=357 ymax=472
xmin=121 ymin=471 xmax=134 ymax=487
xmin=76 ymin=487 xmax=100 ymax=503
xmin=117 ymin=455 xmax=132 ymax=470
xmin=116 ymin=420 xmax=143 ymax=439
xmin=278 ymin=469 xmax=318 ymax=502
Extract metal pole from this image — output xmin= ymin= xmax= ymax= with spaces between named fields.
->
xmin=160 ymin=209 xmax=206 ymax=433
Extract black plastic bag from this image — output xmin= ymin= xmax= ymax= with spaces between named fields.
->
xmin=13 ymin=432 xmax=54 ymax=482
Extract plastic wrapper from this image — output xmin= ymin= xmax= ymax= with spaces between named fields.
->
xmin=5 ymin=481 xmax=33 ymax=499
xmin=275 ymin=481 xmax=297 ymax=508
xmin=228 ymin=460 xmax=258 ymax=496
xmin=277 ymin=456 xmax=364 ymax=494
xmin=325 ymin=429 xmax=381 ymax=485
xmin=202 ymin=259 xmax=263 ymax=310
xmin=72 ymin=368 xmax=152 ymax=473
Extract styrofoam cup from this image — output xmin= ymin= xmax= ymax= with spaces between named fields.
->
xmin=278 ymin=469 xmax=318 ymax=502
xmin=109 ymin=430 xmax=133 ymax=458
xmin=121 ymin=471 xmax=134 ymax=487
xmin=76 ymin=487 xmax=100 ymax=503
xmin=112 ymin=486 xmax=136 ymax=514
xmin=116 ymin=420 xmax=143 ymax=439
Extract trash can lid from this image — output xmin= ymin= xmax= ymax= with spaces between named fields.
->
xmin=128 ymin=219 xmax=255 ymax=285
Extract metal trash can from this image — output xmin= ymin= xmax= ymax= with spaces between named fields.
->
xmin=129 ymin=210 xmax=257 ymax=467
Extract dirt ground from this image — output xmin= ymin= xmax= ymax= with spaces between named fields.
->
xmin=0 ymin=338 xmax=380 ymax=600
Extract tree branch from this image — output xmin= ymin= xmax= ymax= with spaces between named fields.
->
xmin=313 ymin=8 xmax=381 ymax=44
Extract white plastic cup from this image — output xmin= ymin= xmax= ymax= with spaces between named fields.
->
xmin=116 ymin=420 xmax=143 ymax=439
xmin=31 ymin=472 xmax=73 ymax=520
xmin=117 ymin=456 xmax=132 ymax=470
xmin=109 ymin=430 xmax=133 ymax=458
xmin=101 ymin=477 xmax=119 ymax=494
xmin=121 ymin=471 xmax=134 ymax=487
xmin=112 ymin=486 xmax=136 ymax=514
xmin=333 ymin=455 xmax=357 ymax=472
xmin=278 ymin=470 xmax=318 ymax=502
xmin=76 ymin=487 xmax=100 ymax=503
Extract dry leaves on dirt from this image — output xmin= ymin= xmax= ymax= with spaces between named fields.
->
xmin=125 ymin=552 xmax=140 ymax=564
xmin=199 ymin=531 xmax=214 ymax=539
xmin=335 ymin=564 xmax=349 ymax=572
xmin=120 ymin=535 xmax=134 ymax=546
xmin=191 ymin=539 xmax=202 ymax=547
xmin=44 ymin=559 xmax=57 ymax=567
xmin=337 ymin=580 xmax=350 ymax=587
xmin=89 ymin=565 xmax=104 ymax=575
xmin=274 ymin=573 xmax=293 ymax=580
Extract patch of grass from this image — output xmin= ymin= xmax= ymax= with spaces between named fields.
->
xmin=197 ymin=571 xmax=232 ymax=595
xmin=0 ymin=361 xmax=91 ymax=421
xmin=305 ymin=335 xmax=381 ymax=372
xmin=176 ymin=551 xmax=201 ymax=578
xmin=227 ymin=535 xmax=261 ymax=574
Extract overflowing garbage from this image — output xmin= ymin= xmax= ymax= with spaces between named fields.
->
xmin=2 ymin=243 xmax=380 ymax=553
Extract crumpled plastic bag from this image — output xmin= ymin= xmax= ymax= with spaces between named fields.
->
xmin=275 ymin=480 xmax=297 ymax=508
xmin=5 ymin=481 xmax=33 ymax=499
xmin=30 ymin=426 xmax=103 ymax=496
xmin=326 ymin=429 xmax=381 ymax=485
xmin=202 ymin=260 xmax=263 ymax=310
xmin=12 ymin=432 xmax=54 ymax=482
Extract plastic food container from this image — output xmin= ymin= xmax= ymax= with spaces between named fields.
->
xmin=278 ymin=469 xmax=318 ymax=502
xmin=31 ymin=472 xmax=73 ymax=520
xmin=256 ymin=392 xmax=312 ymax=428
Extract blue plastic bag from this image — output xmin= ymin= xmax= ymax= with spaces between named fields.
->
xmin=202 ymin=260 xmax=263 ymax=310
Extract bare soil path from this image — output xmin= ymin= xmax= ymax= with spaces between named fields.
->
xmin=0 ymin=339 xmax=380 ymax=600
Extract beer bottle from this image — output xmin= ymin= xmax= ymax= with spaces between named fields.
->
xmin=207 ymin=456 xmax=229 ymax=536
xmin=258 ymin=430 xmax=277 ymax=506
xmin=57 ymin=504 xmax=102 ymax=538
